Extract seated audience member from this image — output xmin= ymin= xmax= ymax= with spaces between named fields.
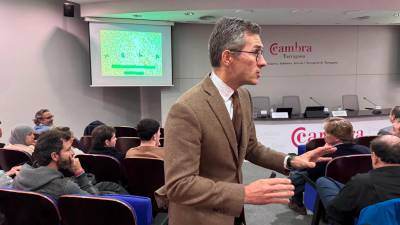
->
xmin=378 ymin=106 xmax=400 ymax=135
xmin=89 ymin=125 xmax=124 ymax=162
xmin=0 ymin=166 xmax=21 ymax=188
xmin=125 ymin=118 xmax=165 ymax=160
xmin=83 ymin=120 xmax=105 ymax=136
xmin=53 ymin=127 xmax=84 ymax=155
xmin=316 ymin=135 xmax=400 ymax=225
xmin=4 ymin=125 xmax=36 ymax=155
xmin=33 ymin=109 xmax=54 ymax=134
xmin=289 ymin=117 xmax=370 ymax=215
xmin=13 ymin=130 xmax=127 ymax=200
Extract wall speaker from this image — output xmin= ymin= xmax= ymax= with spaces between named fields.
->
xmin=64 ymin=3 xmax=74 ymax=17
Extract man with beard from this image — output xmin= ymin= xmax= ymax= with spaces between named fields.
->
xmin=33 ymin=109 xmax=54 ymax=134
xmin=13 ymin=130 xmax=99 ymax=199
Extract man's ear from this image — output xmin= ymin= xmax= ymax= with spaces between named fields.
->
xmin=221 ymin=50 xmax=232 ymax=66
xmin=50 ymin=152 xmax=59 ymax=162
xmin=371 ymin=152 xmax=380 ymax=167
xmin=105 ymin=139 xmax=111 ymax=146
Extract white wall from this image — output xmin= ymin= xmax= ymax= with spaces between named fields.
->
xmin=1 ymin=1 xmax=399 ymax=142
xmin=162 ymin=23 xmax=400 ymax=123
xmin=0 ymin=0 xmax=142 ymax=142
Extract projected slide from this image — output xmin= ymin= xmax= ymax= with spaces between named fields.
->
xmin=100 ymin=29 xmax=163 ymax=77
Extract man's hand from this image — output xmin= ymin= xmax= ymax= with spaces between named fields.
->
xmin=244 ymin=178 xmax=294 ymax=205
xmin=71 ymin=158 xmax=85 ymax=177
xmin=290 ymin=145 xmax=337 ymax=169
xmin=5 ymin=165 xmax=21 ymax=177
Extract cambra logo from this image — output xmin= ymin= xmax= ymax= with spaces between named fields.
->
xmin=269 ymin=42 xmax=312 ymax=56
xmin=291 ymin=127 xmax=365 ymax=148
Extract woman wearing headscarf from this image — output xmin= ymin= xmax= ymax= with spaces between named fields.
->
xmin=4 ymin=125 xmax=35 ymax=155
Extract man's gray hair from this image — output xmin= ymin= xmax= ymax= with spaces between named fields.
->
xmin=208 ymin=17 xmax=261 ymax=67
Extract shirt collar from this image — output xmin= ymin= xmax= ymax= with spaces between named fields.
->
xmin=210 ymin=71 xmax=235 ymax=102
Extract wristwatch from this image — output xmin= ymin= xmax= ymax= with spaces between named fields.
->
xmin=285 ymin=153 xmax=297 ymax=170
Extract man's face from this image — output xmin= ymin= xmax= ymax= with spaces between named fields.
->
xmin=40 ymin=112 xmax=54 ymax=126
xmin=155 ymin=128 xmax=161 ymax=147
xmin=229 ymin=33 xmax=267 ymax=87
xmin=324 ymin=132 xmax=340 ymax=146
xmin=105 ymin=133 xmax=117 ymax=148
xmin=56 ymin=139 xmax=74 ymax=171
xmin=394 ymin=120 xmax=400 ymax=137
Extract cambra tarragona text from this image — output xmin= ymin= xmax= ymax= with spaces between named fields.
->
xmin=291 ymin=127 xmax=364 ymax=147
xmin=269 ymin=42 xmax=312 ymax=56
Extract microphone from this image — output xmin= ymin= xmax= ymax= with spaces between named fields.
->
xmin=309 ymin=97 xmax=323 ymax=106
xmin=363 ymin=97 xmax=382 ymax=114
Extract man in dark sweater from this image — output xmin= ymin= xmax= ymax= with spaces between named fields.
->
xmin=316 ymin=135 xmax=400 ymax=225
xmin=13 ymin=130 xmax=99 ymax=199
xmin=289 ymin=117 xmax=370 ymax=214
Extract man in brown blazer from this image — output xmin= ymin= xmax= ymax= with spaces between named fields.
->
xmin=163 ymin=17 xmax=336 ymax=225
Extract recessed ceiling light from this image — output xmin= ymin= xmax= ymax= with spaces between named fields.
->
xmin=184 ymin=11 xmax=195 ymax=16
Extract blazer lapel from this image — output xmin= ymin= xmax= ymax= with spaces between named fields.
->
xmin=201 ymin=76 xmax=239 ymax=162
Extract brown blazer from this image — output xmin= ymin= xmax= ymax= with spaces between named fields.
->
xmin=164 ymin=76 xmax=286 ymax=225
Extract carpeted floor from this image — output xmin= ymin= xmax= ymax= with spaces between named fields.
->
xmin=242 ymin=161 xmax=327 ymax=225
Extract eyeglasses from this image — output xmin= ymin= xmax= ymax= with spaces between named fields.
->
xmin=42 ymin=115 xmax=53 ymax=120
xmin=230 ymin=49 xmax=264 ymax=62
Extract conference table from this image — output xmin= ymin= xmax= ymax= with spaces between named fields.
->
xmin=254 ymin=108 xmax=391 ymax=154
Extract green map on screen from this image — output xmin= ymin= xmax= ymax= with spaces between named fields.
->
xmin=100 ymin=29 xmax=163 ymax=76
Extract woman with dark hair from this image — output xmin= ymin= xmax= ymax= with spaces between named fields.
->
xmin=89 ymin=125 xmax=124 ymax=162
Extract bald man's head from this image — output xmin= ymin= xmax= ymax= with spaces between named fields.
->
xmin=371 ymin=135 xmax=400 ymax=164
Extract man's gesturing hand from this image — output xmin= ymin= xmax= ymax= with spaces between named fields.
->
xmin=244 ymin=178 xmax=294 ymax=205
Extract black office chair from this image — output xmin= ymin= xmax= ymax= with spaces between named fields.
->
xmin=282 ymin=95 xmax=301 ymax=116
xmin=342 ymin=94 xmax=360 ymax=111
